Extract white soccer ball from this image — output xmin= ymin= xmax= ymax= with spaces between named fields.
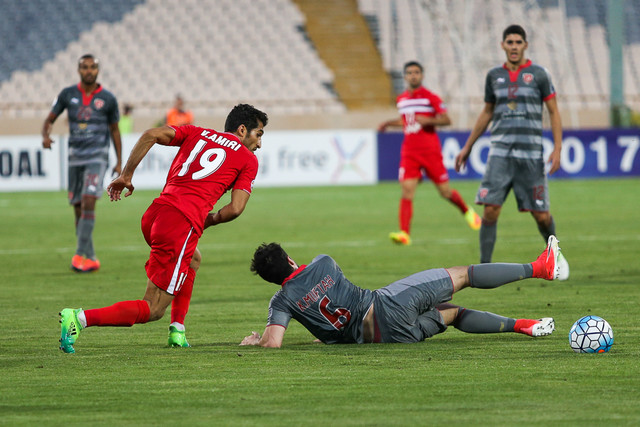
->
xmin=568 ymin=315 xmax=614 ymax=353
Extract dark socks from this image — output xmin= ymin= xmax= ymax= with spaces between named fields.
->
xmin=537 ymin=215 xmax=556 ymax=242
xmin=479 ymin=218 xmax=497 ymax=263
xmin=76 ymin=210 xmax=95 ymax=259
xmin=453 ymin=308 xmax=516 ymax=333
xmin=468 ymin=263 xmax=534 ymax=288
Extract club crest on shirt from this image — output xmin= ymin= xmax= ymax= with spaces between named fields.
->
xmin=523 ymin=73 xmax=534 ymax=84
xmin=94 ymin=98 xmax=105 ymax=110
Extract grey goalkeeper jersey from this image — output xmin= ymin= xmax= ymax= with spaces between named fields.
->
xmin=484 ymin=60 xmax=556 ymax=160
xmin=266 ymin=255 xmax=375 ymax=344
xmin=50 ymin=83 xmax=119 ymax=166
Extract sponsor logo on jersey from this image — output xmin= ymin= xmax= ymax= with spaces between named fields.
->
xmin=523 ymin=73 xmax=534 ymax=84
xmin=94 ymin=98 xmax=105 ymax=110
xmin=71 ymin=97 xmax=79 ymax=104
xmin=497 ymin=77 xmax=505 ymax=83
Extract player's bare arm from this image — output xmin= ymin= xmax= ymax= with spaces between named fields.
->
xmin=415 ymin=112 xmax=452 ymax=128
xmin=378 ymin=117 xmax=403 ymax=132
xmin=240 ymin=325 xmax=285 ymax=348
xmin=41 ymin=112 xmax=58 ymax=149
xmin=107 ymin=126 xmax=176 ymax=201
xmin=204 ymin=189 xmax=250 ymax=228
xmin=455 ymin=103 xmax=495 ymax=171
xmin=545 ymin=96 xmax=563 ymax=175
xmin=109 ymin=122 xmax=123 ymax=176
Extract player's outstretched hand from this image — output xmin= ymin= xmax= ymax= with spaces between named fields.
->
xmin=240 ymin=331 xmax=261 ymax=346
xmin=107 ymin=175 xmax=134 ymax=201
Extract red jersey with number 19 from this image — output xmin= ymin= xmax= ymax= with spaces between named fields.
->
xmin=397 ymin=86 xmax=447 ymax=154
xmin=156 ymin=124 xmax=258 ymax=235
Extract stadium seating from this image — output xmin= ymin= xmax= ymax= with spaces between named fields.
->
xmin=357 ymin=0 xmax=640 ymax=121
xmin=0 ymin=0 xmax=638 ymax=124
xmin=0 ymin=0 xmax=344 ymax=118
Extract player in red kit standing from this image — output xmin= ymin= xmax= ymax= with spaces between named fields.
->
xmin=58 ymin=104 xmax=268 ymax=353
xmin=379 ymin=61 xmax=481 ymax=246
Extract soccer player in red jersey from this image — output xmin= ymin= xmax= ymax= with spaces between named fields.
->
xmin=58 ymin=104 xmax=268 ymax=353
xmin=379 ymin=61 xmax=481 ymax=246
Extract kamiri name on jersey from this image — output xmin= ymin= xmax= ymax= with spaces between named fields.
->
xmin=296 ymin=275 xmax=336 ymax=312
xmin=200 ymin=130 xmax=242 ymax=151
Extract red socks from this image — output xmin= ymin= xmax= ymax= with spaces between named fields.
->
xmin=399 ymin=189 xmax=468 ymax=233
xmin=514 ymin=319 xmax=538 ymax=334
xmin=171 ymin=267 xmax=195 ymax=325
xmin=399 ymin=198 xmax=412 ymax=234
xmin=448 ymin=189 xmax=468 ymax=214
xmin=84 ymin=300 xmax=150 ymax=327
xmin=83 ymin=267 xmax=196 ymax=328
xmin=531 ymin=259 xmax=543 ymax=279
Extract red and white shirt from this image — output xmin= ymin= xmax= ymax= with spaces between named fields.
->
xmin=155 ymin=125 xmax=258 ymax=235
xmin=396 ymin=86 xmax=447 ymax=152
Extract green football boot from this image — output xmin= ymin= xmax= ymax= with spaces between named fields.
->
xmin=59 ymin=308 xmax=83 ymax=354
xmin=168 ymin=325 xmax=191 ymax=348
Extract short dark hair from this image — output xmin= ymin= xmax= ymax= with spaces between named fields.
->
xmin=251 ymin=242 xmax=293 ymax=285
xmin=503 ymin=25 xmax=526 ymax=42
xmin=78 ymin=54 xmax=98 ymax=66
xmin=403 ymin=61 xmax=423 ymax=73
xmin=224 ymin=104 xmax=268 ymax=133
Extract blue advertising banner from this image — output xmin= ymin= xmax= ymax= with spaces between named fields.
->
xmin=378 ymin=129 xmax=640 ymax=180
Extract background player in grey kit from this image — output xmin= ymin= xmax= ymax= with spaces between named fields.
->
xmin=41 ymin=54 xmax=122 ymax=273
xmin=240 ymin=236 xmax=564 ymax=347
xmin=455 ymin=25 xmax=568 ymax=280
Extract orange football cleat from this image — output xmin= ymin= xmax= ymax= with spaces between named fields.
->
xmin=81 ymin=258 xmax=101 ymax=273
xmin=70 ymin=255 xmax=86 ymax=272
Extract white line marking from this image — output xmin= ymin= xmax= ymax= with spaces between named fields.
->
xmin=1 ymin=235 xmax=638 ymax=256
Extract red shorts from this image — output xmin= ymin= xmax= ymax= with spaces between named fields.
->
xmin=399 ymin=149 xmax=449 ymax=184
xmin=141 ymin=201 xmax=200 ymax=295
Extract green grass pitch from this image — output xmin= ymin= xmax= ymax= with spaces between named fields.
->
xmin=1 ymin=179 xmax=639 ymax=425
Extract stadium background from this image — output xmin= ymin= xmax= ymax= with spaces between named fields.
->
xmin=1 ymin=0 xmax=639 ymax=129
xmin=1 ymin=0 xmax=638 ymax=192
xmin=1 ymin=0 xmax=639 ymax=192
